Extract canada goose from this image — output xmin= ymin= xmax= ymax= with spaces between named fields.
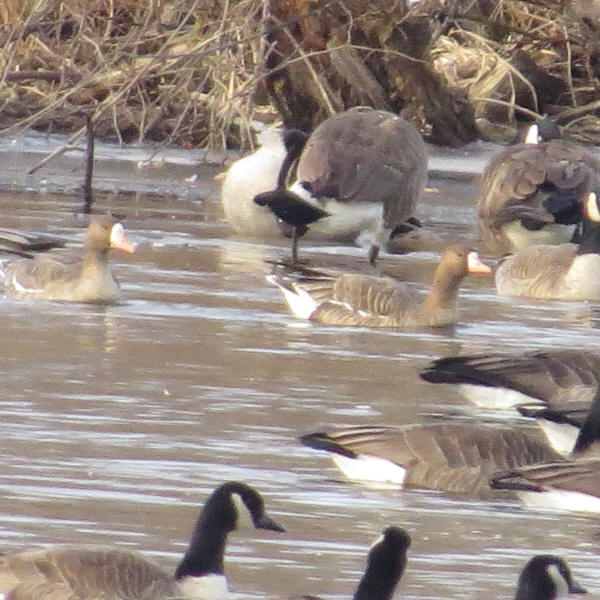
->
xmin=268 ymin=244 xmax=490 ymax=328
xmin=0 ymin=216 xmax=135 ymax=304
xmin=478 ymin=120 xmax=600 ymax=255
xmin=255 ymin=106 xmax=428 ymax=264
xmin=517 ymin=402 xmax=590 ymax=457
xmin=300 ymin=422 xmax=560 ymax=497
xmin=494 ymin=191 xmax=600 ymax=300
xmin=0 ymin=228 xmax=65 ymax=257
xmin=221 ymin=127 xmax=310 ymax=237
xmin=490 ymin=388 xmax=600 ymax=513
xmin=0 ymin=481 xmax=284 ymax=600
xmin=514 ymin=555 xmax=586 ymax=600
xmin=419 ymin=349 xmax=600 ymax=411
xmin=353 ymin=527 xmax=410 ymax=600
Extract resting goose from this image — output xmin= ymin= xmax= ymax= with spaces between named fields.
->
xmin=268 ymin=244 xmax=490 ymax=328
xmin=495 ymin=191 xmax=600 ymax=300
xmin=517 ymin=402 xmax=590 ymax=457
xmin=221 ymin=127 xmax=290 ymax=236
xmin=478 ymin=120 xmax=600 ymax=254
xmin=300 ymin=422 xmax=560 ymax=497
xmin=221 ymin=127 xmax=310 ymax=238
xmin=0 ymin=215 xmax=135 ymax=304
xmin=515 ymin=555 xmax=586 ymax=600
xmin=0 ymin=481 xmax=284 ymax=600
xmin=255 ymin=106 xmax=428 ymax=264
xmin=420 ymin=349 xmax=600 ymax=411
xmin=0 ymin=228 xmax=65 ymax=257
xmin=490 ymin=388 xmax=600 ymax=513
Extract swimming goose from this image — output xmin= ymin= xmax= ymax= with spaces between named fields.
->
xmin=515 ymin=555 xmax=586 ymax=600
xmin=490 ymin=388 xmax=600 ymax=513
xmin=300 ymin=422 xmax=560 ymax=497
xmin=0 ymin=215 xmax=135 ymax=304
xmin=0 ymin=228 xmax=65 ymax=257
xmin=0 ymin=481 xmax=284 ymax=600
xmin=495 ymin=191 xmax=600 ymax=300
xmin=420 ymin=349 xmax=600 ymax=411
xmin=517 ymin=402 xmax=590 ymax=457
xmin=478 ymin=120 xmax=600 ymax=254
xmin=268 ymin=244 xmax=490 ymax=328
xmin=352 ymin=527 xmax=410 ymax=600
xmin=255 ymin=106 xmax=428 ymax=264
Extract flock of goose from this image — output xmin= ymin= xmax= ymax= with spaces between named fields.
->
xmin=1 ymin=105 xmax=600 ymax=598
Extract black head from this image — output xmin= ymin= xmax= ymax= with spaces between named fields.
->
xmin=523 ymin=119 xmax=562 ymax=144
xmin=205 ymin=481 xmax=285 ymax=533
xmin=515 ymin=555 xmax=586 ymax=600
xmin=353 ymin=527 xmax=411 ymax=600
xmin=175 ymin=482 xmax=284 ymax=580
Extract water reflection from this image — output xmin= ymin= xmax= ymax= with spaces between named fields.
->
xmin=0 ymin=158 xmax=598 ymax=600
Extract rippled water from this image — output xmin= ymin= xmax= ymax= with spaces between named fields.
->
xmin=0 ymin=135 xmax=599 ymax=600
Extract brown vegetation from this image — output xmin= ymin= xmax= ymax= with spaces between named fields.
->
xmin=0 ymin=0 xmax=599 ymax=153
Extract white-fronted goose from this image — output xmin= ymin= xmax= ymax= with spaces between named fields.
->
xmin=268 ymin=244 xmax=490 ymax=328
xmin=300 ymin=422 xmax=560 ymax=497
xmin=495 ymin=191 xmax=600 ymax=300
xmin=0 ymin=481 xmax=284 ymax=600
xmin=0 ymin=215 xmax=135 ymax=304
xmin=420 ymin=349 xmax=600 ymax=411
xmin=515 ymin=555 xmax=586 ymax=600
xmin=255 ymin=106 xmax=428 ymax=264
xmin=490 ymin=389 xmax=600 ymax=513
xmin=478 ymin=120 xmax=600 ymax=254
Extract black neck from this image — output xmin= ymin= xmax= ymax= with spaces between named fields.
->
xmin=577 ymin=218 xmax=600 ymax=255
xmin=573 ymin=388 xmax=600 ymax=454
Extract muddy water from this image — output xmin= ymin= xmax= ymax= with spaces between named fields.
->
xmin=0 ymin=135 xmax=599 ymax=600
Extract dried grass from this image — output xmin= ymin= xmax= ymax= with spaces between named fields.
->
xmin=0 ymin=0 xmax=274 ymax=154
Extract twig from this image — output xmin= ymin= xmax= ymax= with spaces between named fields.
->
xmin=83 ymin=114 xmax=95 ymax=214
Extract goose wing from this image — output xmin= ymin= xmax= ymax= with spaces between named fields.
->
xmin=297 ymin=109 xmax=427 ymax=227
xmin=0 ymin=546 xmax=173 ymax=600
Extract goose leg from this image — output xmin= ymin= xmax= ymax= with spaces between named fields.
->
xmin=291 ymin=227 xmax=299 ymax=264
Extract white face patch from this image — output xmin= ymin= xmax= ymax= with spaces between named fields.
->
xmin=524 ymin=124 xmax=540 ymax=145
xmin=110 ymin=223 xmax=125 ymax=247
xmin=585 ymin=192 xmax=600 ymax=222
xmin=547 ymin=564 xmax=570 ymax=598
xmin=231 ymin=493 xmax=254 ymax=529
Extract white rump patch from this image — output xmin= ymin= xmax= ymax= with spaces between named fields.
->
xmin=536 ymin=419 xmax=578 ymax=457
xmin=331 ymin=453 xmax=406 ymax=486
xmin=177 ymin=573 xmax=228 ymax=600
xmin=517 ymin=489 xmax=600 ymax=514
xmin=458 ymin=383 xmax=539 ymax=410
xmin=267 ymin=275 xmax=317 ymax=320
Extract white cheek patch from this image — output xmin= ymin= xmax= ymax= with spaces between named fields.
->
xmin=110 ymin=223 xmax=125 ymax=246
xmin=585 ymin=192 xmax=600 ymax=222
xmin=547 ymin=564 xmax=570 ymax=598
xmin=524 ymin=124 xmax=540 ymax=144
xmin=231 ymin=493 xmax=254 ymax=529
